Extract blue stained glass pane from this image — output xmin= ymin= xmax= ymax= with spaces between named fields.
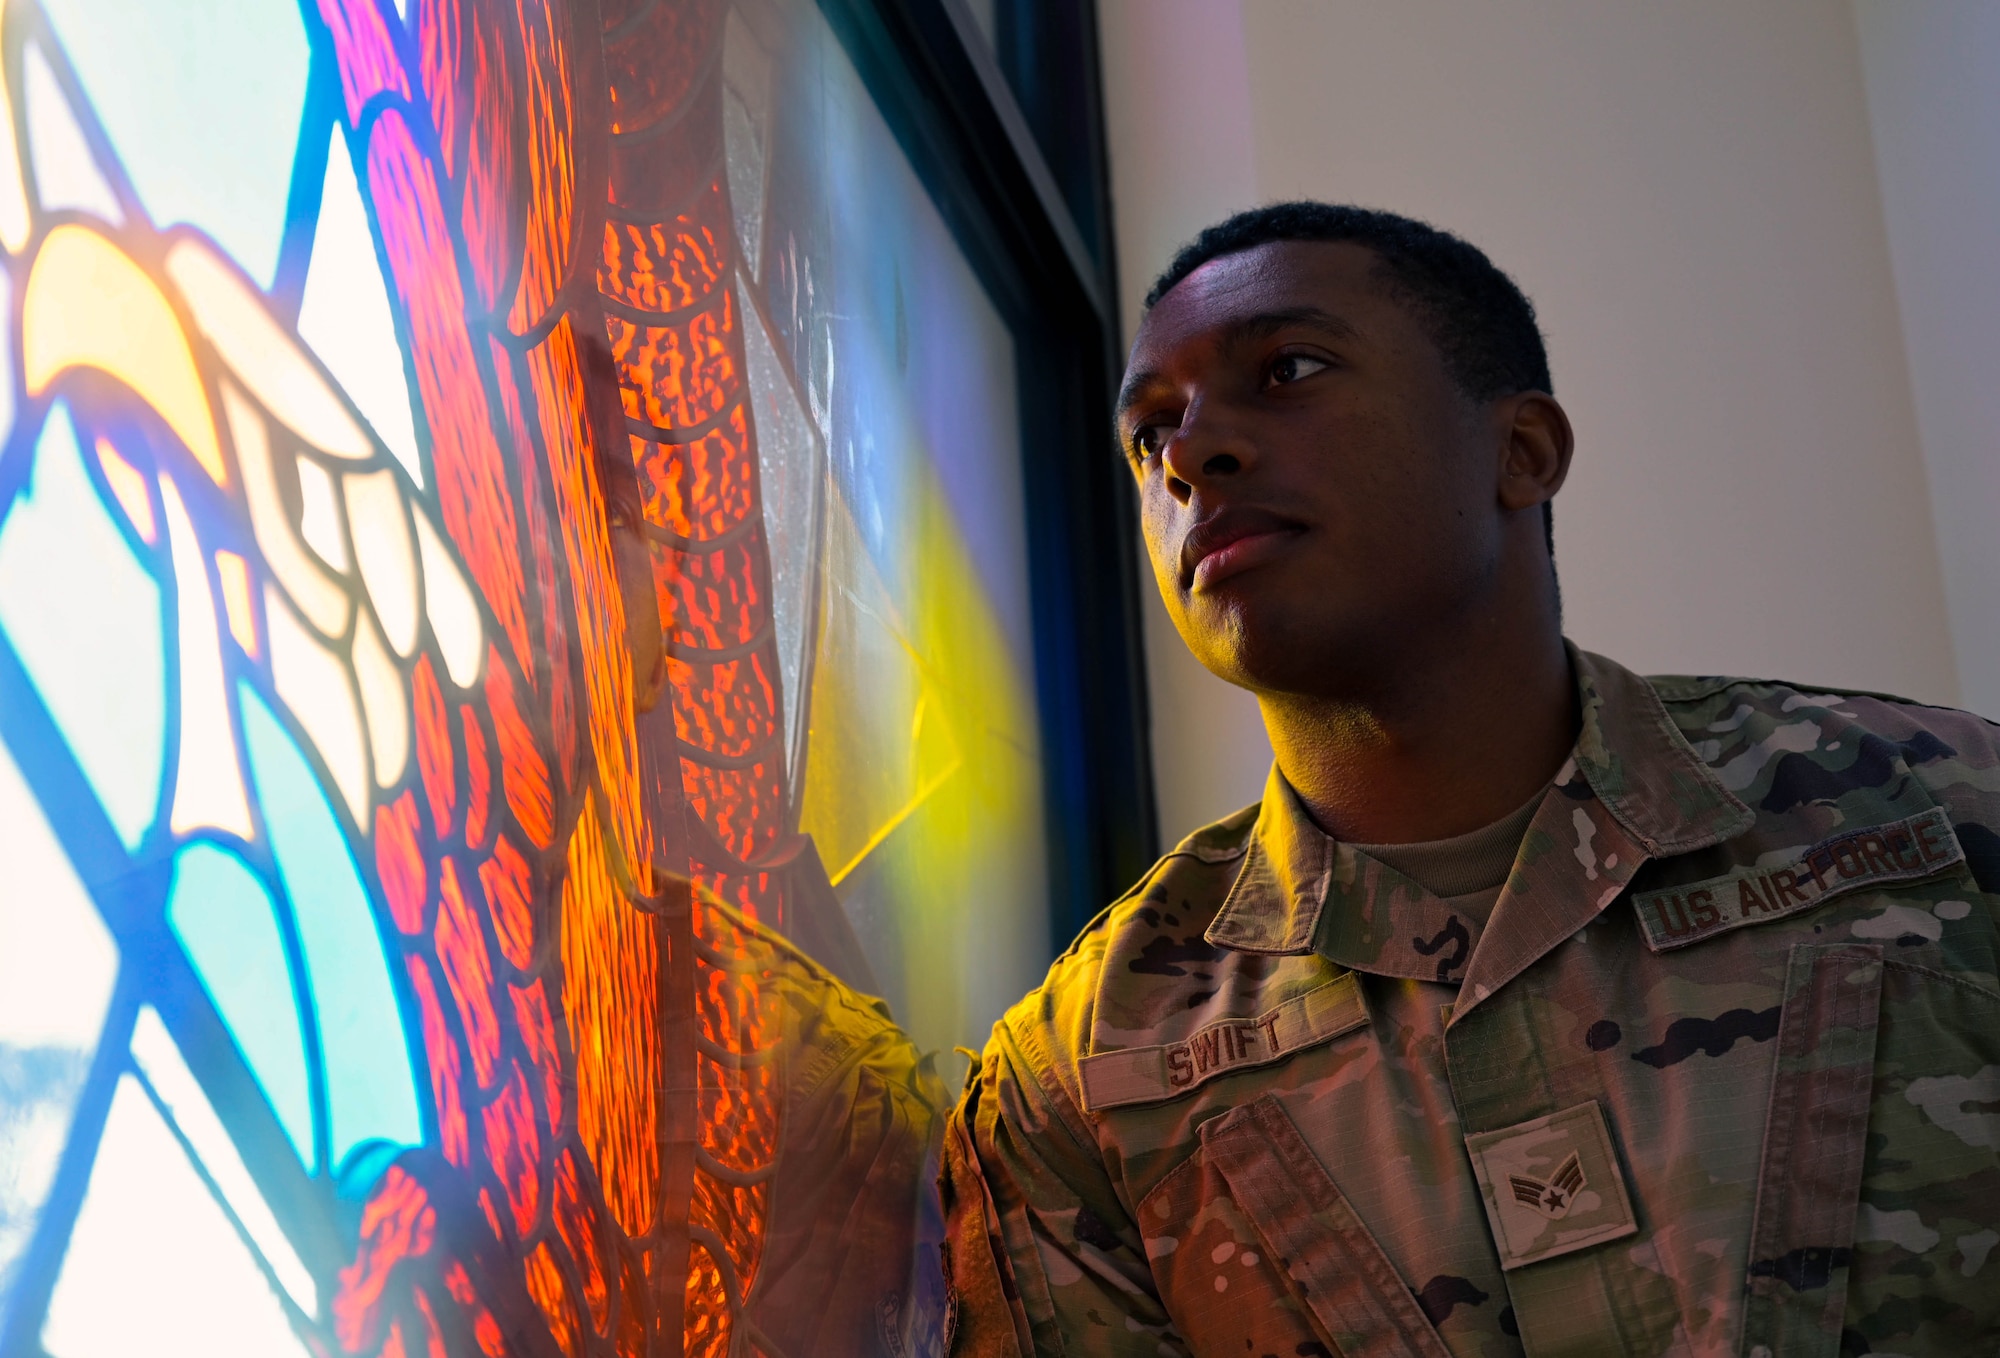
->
xmin=0 ymin=405 xmax=166 ymax=851
xmin=236 ymin=686 xmax=421 ymax=1169
xmin=39 ymin=0 xmax=310 ymax=287
xmin=164 ymin=843 xmax=314 ymax=1169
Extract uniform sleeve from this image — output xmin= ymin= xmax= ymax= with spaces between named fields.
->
xmin=943 ymin=1011 xmax=1186 ymax=1357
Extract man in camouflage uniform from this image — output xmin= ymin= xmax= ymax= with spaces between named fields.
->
xmin=941 ymin=203 xmax=2000 ymax=1356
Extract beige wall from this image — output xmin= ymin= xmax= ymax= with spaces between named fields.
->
xmin=1102 ymin=0 xmax=1964 ymax=848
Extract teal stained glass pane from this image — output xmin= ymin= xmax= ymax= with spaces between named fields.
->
xmin=40 ymin=0 xmax=310 ymax=285
xmin=0 ymin=405 xmax=166 ymax=851
xmin=237 ymin=686 xmax=420 ymax=1169
xmin=164 ymin=842 xmax=315 ymax=1169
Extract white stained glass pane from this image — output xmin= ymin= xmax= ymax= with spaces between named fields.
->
xmin=223 ymin=382 xmax=352 ymax=640
xmin=263 ymin=584 xmax=371 ymax=824
xmin=40 ymin=1076 xmax=310 ymax=1358
xmin=411 ymin=509 xmax=483 ymax=689
xmin=742 ymin=278 xmax=821 ymax=780
xmin=344 ymin=468 xmax=418 ymax=656
xmin=161 ymin=476 xmax=255 ymax=841
xmin=0 ymin=734 xmax=117 ymax=1305
xmin=352 ymin=611 xmax=410 ymax=790
xmin=20 ymin=44 xmax=121 ymax=225
xmin=299 ymin=131 xmax=423 ymax=485
xmin=40 ymin=0 xmax=309 ymax=287
xmin=128 ymin=1009 xmax=314 ymax=1314
xmin=0 ymin=405 xmax=167 ymax=851
xmin=296 ymin=458 xmax=350 ymax=573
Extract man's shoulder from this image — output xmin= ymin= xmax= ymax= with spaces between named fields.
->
xmin=1642 ymin=669 xmax=2000 ymax=799
xmin=995 ymin=804 xmax=1270 ymax=1079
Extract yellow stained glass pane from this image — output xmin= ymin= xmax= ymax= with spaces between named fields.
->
xmin=23 ymin=225 xmax=223 ymax=483
xmin=165 ymin=239 xmax=373 ymax=463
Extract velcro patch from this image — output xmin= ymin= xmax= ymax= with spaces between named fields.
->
xmin=1078 ymin=974 xmax=1366 ymax=1111
xmin=1465 ymin=1101 xmax=1638 ymax=1270
xmin=1631 ymin=807 xmax=1963 ymax=953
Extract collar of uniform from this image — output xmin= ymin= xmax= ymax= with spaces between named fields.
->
xmin=1203 ymin=645 xmax=1753 ymax=965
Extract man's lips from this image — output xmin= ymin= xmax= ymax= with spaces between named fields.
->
xmin=1179 ymin=508 xmax=1306 ymax=590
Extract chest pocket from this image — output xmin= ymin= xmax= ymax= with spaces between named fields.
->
xmin=1137 ymin=1096 xmax=1451 ymax=1358
xmin=1743 ymin=942 xmax=2000 ymax=1357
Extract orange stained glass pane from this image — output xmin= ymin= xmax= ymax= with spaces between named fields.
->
xmin=523 ymin=1242 xmax=579 ymax=1358
xmin=502 ymin=0 xmax=575 ymax=336
xmin=333 ymin=1165 xmax=437 ymax=1353
xmin=360 ymin=106 xmax=532 ymax=674
xmin=213 ymin=550 xmax=257 ymax=656
xmin=509 ymin=979 xmax=561 ymax=1132
xmin=550 ymin=1151 xmax=609 ymax=1337
xmin=23 ymin=225 xmax=225 ymax=483
xmin=93 ymin=437 xmax=155 ymax=543
xmin=484 ymin=647 xmax=552 ymax=848
xmin=406 ymin=956 xmax=469 ymax=1168
xmin=460 ymin=705 xmax=490 ymax=847
xmin=525 ymin=319 xmax=648 ymax=891
xmin=481 ymin=832 xmax=534 ymax=969
xmin=435 ymin=855 xmax=500 ymax=1086
xmin=478 ymin=1063 xmax=539 ymax=1237
xmin=375 ymin=791 xmax=427 ymax=934
xmin=413 ymin=653 xmax=455 ymax=836
xmin=558 ymin=794 xmax=658 ymax=1238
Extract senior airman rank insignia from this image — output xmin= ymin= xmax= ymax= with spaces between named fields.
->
xmin=1631 ymin=806 xmax=1965 ymax=952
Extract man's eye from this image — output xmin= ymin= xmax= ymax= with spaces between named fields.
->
xmin=1267 ymin=354 xmax=1329 ymax=386
xmin=1129 ymin=421 xmax=1172 ymax=460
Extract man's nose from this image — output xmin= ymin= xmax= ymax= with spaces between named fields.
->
xmin=1161 ymin=397 xmax=1253 ymax=502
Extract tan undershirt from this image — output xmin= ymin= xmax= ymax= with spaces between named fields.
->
xmin=1348 ymin=788 xmax=1546 ymax=928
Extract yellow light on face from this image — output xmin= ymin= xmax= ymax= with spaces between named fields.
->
xmin=23 ymin=225 xmax=226 ymax=484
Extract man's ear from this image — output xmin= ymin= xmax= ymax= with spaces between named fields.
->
xmin=1496 ymin=391 xmax=1574 ymax=513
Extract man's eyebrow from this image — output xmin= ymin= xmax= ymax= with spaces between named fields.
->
xmin=1114 ymin=368 xmax=1164 ymax=424
xmin=1114 ymin=306 xmax=1361 ymax=423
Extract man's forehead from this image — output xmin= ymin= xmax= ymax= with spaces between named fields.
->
xmin=1130 ymin=239 xmax=1382 ymax=360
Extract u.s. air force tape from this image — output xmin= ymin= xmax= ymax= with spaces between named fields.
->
xmin=1077 ymin=973 xmax=1367 ymax=1111
xmin=1630 ymin=806 xmax=1964 ymax=953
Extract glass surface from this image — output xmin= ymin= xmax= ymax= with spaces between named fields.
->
xmin=0 ymin=0 xmax=1050 ymax=1352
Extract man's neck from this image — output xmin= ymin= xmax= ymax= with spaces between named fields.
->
xmin=1259 ymin=626 xmax=1577 ymax=846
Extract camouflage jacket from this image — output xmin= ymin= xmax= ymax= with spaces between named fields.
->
xmin=941 ymin=648 xmax=2000 ymax=1357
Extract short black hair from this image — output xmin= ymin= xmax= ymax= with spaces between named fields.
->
xmin=1145 ymin=201 xmax=1556 ymax=551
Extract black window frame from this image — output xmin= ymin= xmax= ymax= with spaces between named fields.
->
xmin=814 ymin=0 xmax=1156 ymax=947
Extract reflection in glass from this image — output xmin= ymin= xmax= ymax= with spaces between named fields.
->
xmin=0 ymin=0 xmax=1052 ymax=1353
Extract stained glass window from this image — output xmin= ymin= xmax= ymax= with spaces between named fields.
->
xmin=0 ymin=0 xmax=1132 ymax=1353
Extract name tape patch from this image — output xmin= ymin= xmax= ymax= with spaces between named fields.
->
xmin=1632 ymin=807 xmax=1963 ymax=953
xmin=1078 ymin=974 xmax=1366 ymax=1112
